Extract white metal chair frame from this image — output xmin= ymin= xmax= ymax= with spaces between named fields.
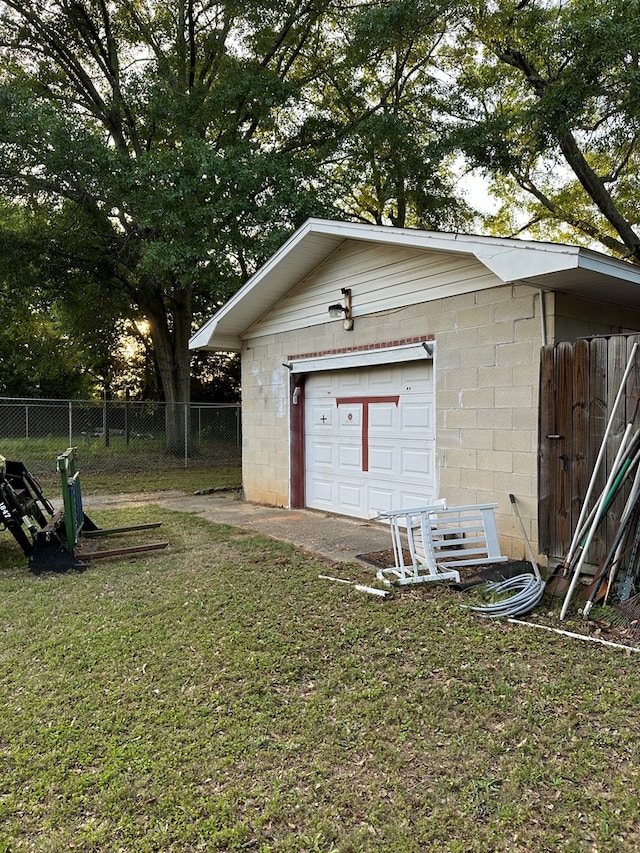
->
xmin=375 ymin=502 xmax=507 ymax=586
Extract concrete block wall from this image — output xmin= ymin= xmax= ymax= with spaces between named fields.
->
xmin=429 ymin=284 xmax=543 ymax=561
xmin=240 ymin=334 xmax=292 ymax=507
xmin=241 ymin=282 xmax=545 ymax=560
xmin=552 ymin=292 xmax=640 ymax=341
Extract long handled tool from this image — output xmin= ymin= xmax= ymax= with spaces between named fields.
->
xmin=509 ymin=494 xmax=542 ymax=583
xmin=547 ymin=432 xmax=640 ymax=598
xmin=562 ymin=342 xmax=638 ymax=571
xmin=560 ymin=422 xmax=634 ymax=620
xmin=582 ymin=461 xmax=640 ymax=618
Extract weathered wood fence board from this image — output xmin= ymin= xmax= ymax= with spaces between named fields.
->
xmin=538 ymin=333 xmax=640 ymax=561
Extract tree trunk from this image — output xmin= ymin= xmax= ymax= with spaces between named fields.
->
xmin=146 ymin=283 xmax=193 ymax=456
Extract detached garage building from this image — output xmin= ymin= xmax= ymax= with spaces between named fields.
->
xmin=190 ymin=219 xmax=640 ymax=562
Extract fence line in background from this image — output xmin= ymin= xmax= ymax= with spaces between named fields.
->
xmin=0 ymin=397 xmax=242 ymax=477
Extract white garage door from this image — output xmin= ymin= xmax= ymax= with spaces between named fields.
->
xmin=305 ymin=360 xmax=435 ymax=519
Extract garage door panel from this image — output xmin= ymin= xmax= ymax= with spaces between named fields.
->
xmin=369 ymin=403 xmax=397 ymax=429
xmin=309 ymin=403 xmax=334 ymax=424
xmin=308 ymin=441 xmax=334 ymax=466
xmin=337 ymin=405 xmax=361 ymax=428
xmin=367 ymin=373 xmax=397 ymax=391
xmin=401 ymin=402 xmax=433 ymax=431
xmin=308 ymin=478 xmax=333 ymax=504
xmin=338 ymin=444 xmax=362 ymax=468
xmin=368 ymin=446 xmax=395 ymax=473
xmin=335 ymin=372 xmax=367 ymax=393
xmin=401 ymin=445 xmax=433 ymax=477
xmin=305 ymin=361 xmax=435 ymax=519
xmin=366 ymin=487 xmax=397 ymax=513
xmin=399 ymin=487 xmax=432 ymax=506
xmin=337 ymin=482 xmax=363 ymax=510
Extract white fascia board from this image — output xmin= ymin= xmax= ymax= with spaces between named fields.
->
xmin=577 ymin=250 xmax=640 ymax=285
xmin=471 ymin=240 xmax=640 ymax=286
xmin=289 ymin=341 xmax=434 ymax=374
xmin=470 ymin=244 xmax=581 ymax=282
xmin=189 ymin=317 xmax=222 ymax=350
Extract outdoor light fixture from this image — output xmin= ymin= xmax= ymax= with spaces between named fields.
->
xmin=328 ymin=287 xmax=354 ymax=330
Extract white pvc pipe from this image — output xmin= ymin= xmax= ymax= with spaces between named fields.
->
xmin=508 ymin=619 xmax=640 ymax=653
xmin=600 ymin=458 xmax=640 ymax=608
xmin=355 ymin=585 xmax=389 ymax=597
xmin=560 ymin=422 xmax=633 ymax=620
xmin=564 ymin=342 xmax=638 ymax=567
xmin=581 ymin=464 xmax=640 ymax=620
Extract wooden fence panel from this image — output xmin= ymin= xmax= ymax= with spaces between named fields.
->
xmin=556 ymin=342 xmax=574 ymax=550
xmin=571 ymin=339 xmax=589 ymax=543
xmin=538 ymin=333 xmax=640 ymax=561
xmin=538 ymin=345 xmax=556 ymax=553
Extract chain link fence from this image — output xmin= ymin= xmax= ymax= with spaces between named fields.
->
xmin=0 ymin=397 xmax=241 ymax=479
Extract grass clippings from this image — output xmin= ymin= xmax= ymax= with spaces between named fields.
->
xmin=1 ymin=507 xmax=639 ymax=852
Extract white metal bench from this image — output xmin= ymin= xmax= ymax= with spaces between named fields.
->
xmin=374 ymin=502 xmax=507 ymax=586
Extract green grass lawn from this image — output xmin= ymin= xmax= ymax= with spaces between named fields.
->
xmin=1 ymin=506 xmax=639 ymax=852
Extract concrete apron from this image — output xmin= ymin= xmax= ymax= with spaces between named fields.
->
xmin=82 ymin=489 xmax=393 ymax=569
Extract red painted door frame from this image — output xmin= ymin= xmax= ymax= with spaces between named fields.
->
xmin=290 ymin=373 xmax=306 ymax=507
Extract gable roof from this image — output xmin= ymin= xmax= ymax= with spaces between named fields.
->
xmin=190 ymin=218 xmax=640 ymax=352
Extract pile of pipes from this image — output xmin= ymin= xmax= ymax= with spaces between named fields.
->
xmin=553 ymin=342 xmax=640 ymax=622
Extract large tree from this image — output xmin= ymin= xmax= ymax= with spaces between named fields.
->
xmin=451 ymin=0 xmax=640 ymax=261
xmin=0 ymin=0 xmax=484 ymax=443
xmin=311 ymin=0 xmax=472 ymax=230
xmin=0 ymin=0 xmax=339 ymax=449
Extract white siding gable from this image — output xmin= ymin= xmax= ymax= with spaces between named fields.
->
xmin=244 ymin=239 xmax=503 ymax=339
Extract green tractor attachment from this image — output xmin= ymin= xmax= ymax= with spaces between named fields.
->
xmin=0 ymin=448 xmax=168 ymax=573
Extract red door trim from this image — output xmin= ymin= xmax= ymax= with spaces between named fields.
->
xmin=335 ymin=396 xmax=400 ymax=472
xmin=290 ymin=374 xmax=305 ymax=508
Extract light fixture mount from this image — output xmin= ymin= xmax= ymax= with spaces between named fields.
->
xmin=328 ymin=287 xmax=353 ymax=330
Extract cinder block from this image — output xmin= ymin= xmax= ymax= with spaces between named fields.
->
xmin=459 ymin=387 xmax=495 ymax=408
xmin=496 ymin=294 xmax=536 ymax=321
xmin=496 ymin=340 xmax=536 ymax=366
xmin=478 ymin=365 xmax=513 ymax=388
xmin=512 ymin=451 xmax=538 ymax=475
xmin=475 ymin=284 xmax=511 ymax=305
xmin=463 ymin=429 xmax=494 ymax=450
xmin=444 ymin=447 xmax=477 ymax=469
xmin=460 ymin=467 xmax=495 ymax=491
xmin=441 ymin=367 xmax=479 ymax=389
xmin=477 ymin=449 xmax=513 ymax=473
xmin=494 ymin=470 xmax=534 ymax=498
xmin=514 ymin=316 xmax=541 ymax=342
xmin=437 ymin=429 xmax=462 ymax=449
xmin=445 ymin=408 xmax=479 ymax=430
xmin=495 ymin=384 xmax=533 ymax=408
xmin=457 ymin=304 xmax=493 ymax=328
xmin=494 ymin=429 xmax=534 ymax=453
xmin=513 ymin=363 xmax=539 ymax=386
xmin=459 ymin=345 xmax=496 ymax=368
xmin=476 ymin=407 xmax=513 ymax=430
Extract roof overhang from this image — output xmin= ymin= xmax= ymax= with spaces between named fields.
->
xmin=190 ymin=218 xmax=640 ymax=352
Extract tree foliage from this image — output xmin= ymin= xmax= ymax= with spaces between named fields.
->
xmin=8 ymin=0 xmax=639 ymax=416
xmin=0 ymin=0 xmax=475 ymax=416
xmin=0 ymin=0 xmax=339 ymax=429
xmin=452 ymin=0 xmax=640 ymax=260
xmin=313 ymin=0 xmax=472 ymax=229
